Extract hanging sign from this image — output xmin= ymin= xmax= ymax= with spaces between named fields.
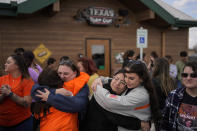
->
xmin=88 ymin=7 xmax=115 ymax=25
xmin=33 ymin=44 xmax=52 ymax=64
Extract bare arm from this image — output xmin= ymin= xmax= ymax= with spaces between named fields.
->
xmin=10 ymin=94 xmax=32 ymax=108
xmin=1 ymin=85 xmax=32 ymax=107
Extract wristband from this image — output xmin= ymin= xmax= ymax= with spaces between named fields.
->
xmin=8 ymin=92 xmax=13 ymax=97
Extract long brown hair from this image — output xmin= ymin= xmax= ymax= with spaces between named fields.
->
xmin=78 ymin=57 xmax=97 ymax=75
xmin=125 ymin=60 xmax=160 ymax=121
xmin=152 ymin=58 xmax=176 ymax=96
xmin=10 ymin=54 xmax=30 ymax=80
xmin=32 ymin=68 xmax=64 ymax=118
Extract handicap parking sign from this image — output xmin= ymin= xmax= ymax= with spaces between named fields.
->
xmin=140 ymin=37 xmax=145 ymax=44
xmin=137 ymin=28 xmax=148 ymax=48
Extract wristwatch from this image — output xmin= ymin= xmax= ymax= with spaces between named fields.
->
xmin=8 ymin=92 xmax=13 ymax=97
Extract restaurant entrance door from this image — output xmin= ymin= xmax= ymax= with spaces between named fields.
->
xmin=86 ymin=38 xmax=111 ymax=76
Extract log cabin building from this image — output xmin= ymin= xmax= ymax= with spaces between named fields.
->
xmin=0 ymin=0 xmax=197 ymax=76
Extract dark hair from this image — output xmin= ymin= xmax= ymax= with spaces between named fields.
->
xmin=184 ymin=61 xmax=197 ymax=74
xmin=14 ymin=48 xmax=25 ymax=55
xmin=150 ymin=51 xmax=158 ymax=59
xmin=136 ymin=53 xmax=146 ymax=60
xmin=47 ymin=57 xmax=56 ymax=66
xmin=180 ymin=51 xmax=188 ymax=57
xmin=165 ymin=55 xmax=173 ymax=63
xmin=10 ymin=54 xmax=30 ymax=79
xmin=114 ymin=68 xmax=125 ymax=76
xmin=38 ymin=68 xmax=63 ymax=88
xmin=59 ymin=59 xmax=80 ymax=77
xmin=60 ymin=56 xmax=69 ymax=62
xmin=23 ymin=50 xmax=35 ymax=67
xmin=33 ymin=68 xmax=64 ymax=118
xmin=125 ymin=60 xmax=160 ymax=121
xmin=123 ymin=50 xmax=135 ymax=60
xmin=152 ymin=58 xmax=176 ymax=96
xmin=78 ymin=58 xmax=97 ymax=75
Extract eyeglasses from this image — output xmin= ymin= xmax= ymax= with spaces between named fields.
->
xmin=181 ymin=73 xmax=197 ymax=78
xmin=113 ymin=76 xmax=126 ymax=86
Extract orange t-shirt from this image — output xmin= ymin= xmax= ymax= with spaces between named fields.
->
xmin=40 ymin=72 xmax=90 ymax=131
xmin=0 ymin=74 xmax=34 ymax=126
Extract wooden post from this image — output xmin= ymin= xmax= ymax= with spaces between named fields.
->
xmin=53 ymin=1 xmax=60 ymax=12
xmin=161 ymin=31 xmax=166 ymax=57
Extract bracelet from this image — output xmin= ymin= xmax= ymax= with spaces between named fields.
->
xmin=8 ymin=92 xmax=13 ymax=97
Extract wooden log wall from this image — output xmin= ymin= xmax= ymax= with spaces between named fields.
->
xmin=0 ymin=0 xmax=189 ymax=75
xmin=165 ymin=28 xmax=189 ymax=63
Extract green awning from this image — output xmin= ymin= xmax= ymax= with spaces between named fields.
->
xmin=0 ymin=0 xmax=59 ymax=16
xmin=139 ymin=0 xmax=197 ymax=27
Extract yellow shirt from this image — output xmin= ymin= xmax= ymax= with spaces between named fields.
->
xmin=87 ymin=73 xmax=99 ymax=100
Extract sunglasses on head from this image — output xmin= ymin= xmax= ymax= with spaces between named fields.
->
xmin=59 ymin=60 xmax=73 ymax=65
xmin=181 ymin=73 xmax=197 ymax=78
xmin=128 ymin=60 xmax=143 ymax=65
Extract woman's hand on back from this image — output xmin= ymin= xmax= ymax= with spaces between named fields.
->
xmin=141 ymin=121 xmax=150 ymax=131
xmin=56 ymin=88 xmax=73 ymax=96
xmin=36 ymin=88 xmax=50 ymax=102
xmin=91 ymin=78 xmax=102 ymax=92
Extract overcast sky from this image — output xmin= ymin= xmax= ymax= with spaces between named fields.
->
xmin=162 ymin=0 xmax=197 ymax=49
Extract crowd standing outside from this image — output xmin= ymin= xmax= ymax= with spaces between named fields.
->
xmin=161 ymin=61 xmax=197 ymax=130
xmin=77 ymin=57 xmax=99 ymax=99
xmin=31 ymin=59 xmax=90 ymax=131
xmin=0 ymin=54 xmax=34 ymax=131
xmin=152 ymin=58 xmax=176 ymax=130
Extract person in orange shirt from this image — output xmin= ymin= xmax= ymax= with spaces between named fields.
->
xmin=31 ymin=68 xmax=64 ymax=120
xmin=32 ymin=59 xmax=90 ymax=131
xmin=0 ymin=54 xmax=34 ymax=131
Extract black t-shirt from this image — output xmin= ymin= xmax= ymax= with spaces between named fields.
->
xmin=177 ymin=92 xmax=197 ymax=131
xmin=83 ymin=80 xmax=141 ymax=131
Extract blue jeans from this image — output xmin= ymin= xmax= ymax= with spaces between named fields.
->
xmin=0 ymin=116 xmax=33 ymax=131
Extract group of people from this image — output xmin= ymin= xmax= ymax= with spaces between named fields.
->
xmin=0 ymin=47 xmax=196 ymax=131
xmin=122 ymin=49 xmax=197 ymax=131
